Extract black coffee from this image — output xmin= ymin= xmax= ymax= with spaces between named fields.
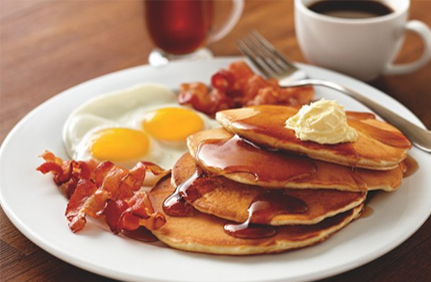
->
xmin=308 ymin=0 xmax=394 ymax=19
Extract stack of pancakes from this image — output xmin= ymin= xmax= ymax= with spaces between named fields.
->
xmin=149 ymin=105 xmax=411 ymax=255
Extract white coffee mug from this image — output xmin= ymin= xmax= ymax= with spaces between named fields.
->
xmin=294 ymin=0 xmax=431 ymax=81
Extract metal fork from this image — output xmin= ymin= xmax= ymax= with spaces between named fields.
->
xmin=237 ymin=31 xmax=431 ymax=153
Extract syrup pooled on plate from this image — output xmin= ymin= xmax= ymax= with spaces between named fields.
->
xmin=361 ymin=191 xmax=379 ymax=219
xmin=361 ymin=206 xmax=374 ymax=219
xmin=403 ymin=155 xmax=419 ymax=177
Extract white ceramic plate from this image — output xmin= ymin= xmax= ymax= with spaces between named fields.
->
xmin=1 ymin=58 xmax=430 ymax=282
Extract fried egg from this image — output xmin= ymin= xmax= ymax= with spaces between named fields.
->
xmin=63 ymin=83 xmax=219 ymax=170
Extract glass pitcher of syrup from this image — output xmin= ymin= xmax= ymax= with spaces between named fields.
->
xmin=144 ymin=0 xmax=244 ymax=66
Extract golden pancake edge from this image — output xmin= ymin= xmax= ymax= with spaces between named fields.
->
xmin=215 ymin=105 xmax=411 ymax=171
xmin=187 ymin=128 xmax=405 ymax=192
xmin=171 ymin=152 xmax=366 ymax=226
xmin=150 ymin=176 xmax=363 ymax=255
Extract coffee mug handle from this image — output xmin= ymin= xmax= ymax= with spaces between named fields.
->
xmin=383 ymin=20 xmax=431 ymax=75
xmin=207 ymin=0 xmax=244 ymax=44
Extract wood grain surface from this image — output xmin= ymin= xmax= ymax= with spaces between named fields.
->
xmin=1 ymin=1 xmax=430 ymax=281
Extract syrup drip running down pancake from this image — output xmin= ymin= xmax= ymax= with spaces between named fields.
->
xmin=187 ymin=128 xmax=405 ymax=192
xmin=170 ymin=153 xmax=366 ymax=226
xmin=216 ymin=105 xmax=411 ymax=170
xmin=150 ymin=177 xmax=363 ymax=255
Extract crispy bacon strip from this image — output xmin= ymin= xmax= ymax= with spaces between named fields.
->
xmin=179 ymin=60 xmax=314 ymax=116
xmin=37 ymin=151 xmax=169 ymax=234
xmin=37 ymin=151 xmax=98 ymax=198
xmin=66 ymin=178 xmax=98 ymax=232
xmin=104 ymin=191 xmax=166 ymax=234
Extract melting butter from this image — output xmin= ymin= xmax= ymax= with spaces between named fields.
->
xmin=285 ymin=98 xmax=358 ymax=144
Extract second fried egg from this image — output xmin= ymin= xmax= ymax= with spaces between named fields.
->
xmin=63 ymin=83 xmax=219 ymax=169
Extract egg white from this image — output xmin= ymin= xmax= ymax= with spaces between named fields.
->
xmin=63 ymin=83 xmax=219 ymax=170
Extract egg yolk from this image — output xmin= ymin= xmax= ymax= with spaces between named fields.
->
xmin=142 ymin=107 xmax=204 ymax=141
xmin=90 ymin=128 xmax=150 ymax=162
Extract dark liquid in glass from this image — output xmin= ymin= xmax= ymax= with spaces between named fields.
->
xmin=145 ymin=0 xmax=213 ymax=55
xmin=308 ymin=0 xmax=394 ymax=19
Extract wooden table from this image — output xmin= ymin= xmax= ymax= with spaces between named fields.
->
xmin=1 ymin=1 xmax=430 ymax=281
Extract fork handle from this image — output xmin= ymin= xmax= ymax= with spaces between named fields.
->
xmin=280 ymin=79 xmax=431 ymax=153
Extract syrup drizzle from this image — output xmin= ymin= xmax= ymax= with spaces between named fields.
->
xmin=231 ymin=106 xmax=411 ymax=165
xmin=224 ymin=190 xmax=308 ymax=239
xmin=361 ymin=206 xmax=374 ymax=218
xmin=349 ymin=167 xmax=368 ymax=191
xmin=347 ymin=118 xmax=411 ymax=148
xmin=163 ymin=169 xmax=201 ymax=217
xmin=237 ymin=106 xmax=360 ymax=161
xmin=403 ymin=154 xmax=419 ymax=177
xmin=164 ymin=165 xmax=309 ymax=239
xmin=195 ymin=134 xmax=317 ymax=183
xmin=361 ymin=190 xmax=378 ymax=219
xmin=163 ymin=105 xmax=416 ymax=239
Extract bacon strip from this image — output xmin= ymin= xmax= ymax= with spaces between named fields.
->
xmin=179 ymin=60 xmax=314 ymax=116
xmin=66 ymin=179 xmax=98 ymax=232
xmin=37 ymin=151 xmax=98 ymax=198
xmin=37 ymin=151 xmax=168 ymax=233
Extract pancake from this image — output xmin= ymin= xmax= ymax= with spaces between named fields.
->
xmin=187 ymin=128 xmax=405 ymax=192
xmin=216 ymin=105 xmax=411 ymax=170
xmin=150 ymin=176 xmax=363 ymax=255
xmin=171 ymin=153 xmax=366 ymax=225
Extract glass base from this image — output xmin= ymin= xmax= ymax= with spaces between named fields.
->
xmin=148 ymin=48 xmax=214 ymax=67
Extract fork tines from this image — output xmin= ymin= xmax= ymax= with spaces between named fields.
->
xmin=237 ymin=31 xmax=297 ymax=79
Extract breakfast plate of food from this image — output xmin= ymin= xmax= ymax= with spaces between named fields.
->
xmin=0 ymin=57 xmax=429 ymax=282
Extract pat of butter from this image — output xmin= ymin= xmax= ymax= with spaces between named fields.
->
xmin=285 ymin=98 xmax=358 ymax=144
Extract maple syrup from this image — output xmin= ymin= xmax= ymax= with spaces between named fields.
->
xmin=361 ymin=190 xmax=379 ymax=219
xmin=145 ymin=0 xmax=213 ymax=54
xmin=403 ymin=154 xmax=419 ymax=177
xmin=233 ymin=106 xmax=411 ymax=162
xmin=361 ymin=206 xmax=374 ymax=218
xmin=236 ymin=106 xmax=360 ymax=161
xmin=195 ymin=134 xmax=317 ymax=183
xmin=163 ymin=105 xmax=415 ymax=240
xmin=347 ymin=118 xmax=411 ymax=148
xmin=224 ymin=190 xmax=308 ymax=239
xmin=163 ymin=169 xmax=201 ymax=217
xmin=164 ymin=162 xmax=310 ymax=239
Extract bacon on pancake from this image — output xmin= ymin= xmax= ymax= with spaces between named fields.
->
xmin=178 ymin=60 xmax=314 ymax=116
xmin=37 ymin=151 xmax=169 ymax=234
